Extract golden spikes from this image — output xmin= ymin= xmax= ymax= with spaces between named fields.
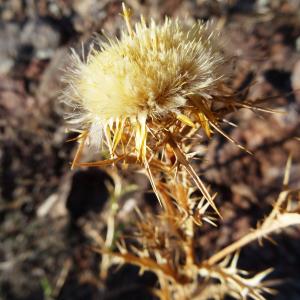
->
xmin=176 ymin=114 xmax=196 ymax=128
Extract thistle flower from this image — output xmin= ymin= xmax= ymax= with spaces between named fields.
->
xmin=63 ymin=4 xmax=242 ymax=211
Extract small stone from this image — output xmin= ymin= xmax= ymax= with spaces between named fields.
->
xmin=20 ymin=19 xmax=61 ymax=60
xmin=0 ymin=57 xmax=14 ymax=74
xmin=292 ymin=60 xmax=300 ymax=102
xmin=37 ymin=47 xmax=70 ymax=100
xmin=296 ymin=36 xmax=300 ymax=52
xmin=0 ymin=22 xmax=20 ymax=74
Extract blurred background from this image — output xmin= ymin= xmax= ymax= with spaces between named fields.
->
xmin=1 ymin=0 xmax=300 ymax=299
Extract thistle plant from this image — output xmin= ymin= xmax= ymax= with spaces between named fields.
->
xmin=62 ymin=3 xmax=300 ymax=300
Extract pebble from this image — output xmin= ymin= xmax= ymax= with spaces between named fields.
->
xmin=296 ymin=36 xmax=300 ymax=52
xmin=0 ymin=18 xmax=62 ymax=74
xmin=0 ymin=22 xmax=20 ymax=74
xmin=20 ymin=19 xmax=61 ymax=60
xmin=292 ymin=60 xmax=300 ymax=102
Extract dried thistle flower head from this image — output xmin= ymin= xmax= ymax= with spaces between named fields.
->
xmin=64 ymin=3 xmax=224 ymax=148
xmin=63 ymin=4 xmax=241 ymax=211
xmin=74 ymin=19 xmax=222 ymax=120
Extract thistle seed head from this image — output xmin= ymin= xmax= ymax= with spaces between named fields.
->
xmin=70 ymin=20 xmax=222 ymax=118
xmin=63 ymin=5 xmax=227 ymax=158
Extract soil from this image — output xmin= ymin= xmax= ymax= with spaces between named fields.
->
xmin=0 ymin=1 xmax=300 ymax=300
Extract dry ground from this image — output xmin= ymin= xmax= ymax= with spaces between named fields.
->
xmin=1 ymin=1 xmax=300 ymax=299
